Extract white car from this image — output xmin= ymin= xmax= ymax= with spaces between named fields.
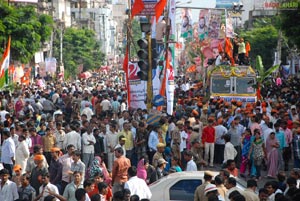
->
xmin=149 ymin=171 xmax=246 ymax=201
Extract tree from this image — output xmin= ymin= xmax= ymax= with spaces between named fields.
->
xmin=240 ymin=18 xmax=278 ymax=68
xmin=0 ymin=3 xmax=53 ymax=63
xmin=128 ymin=18 xmax=142 ymax=59
xmin=280 ymin=9 xmax=300 ymax=48
xmin=53 ymin=27 xmax=105 ymax=78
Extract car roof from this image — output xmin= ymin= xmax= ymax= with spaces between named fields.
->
xmin=149 ymin=171 xmax=219 ymax=187
xmin=162 ymin=171 xmax=219 ymax=179
xmin=149 ymin=171 xmax=246 ymax=189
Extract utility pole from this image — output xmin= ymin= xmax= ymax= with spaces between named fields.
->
xmin=146 ymin=31 xmax=153 ymax=110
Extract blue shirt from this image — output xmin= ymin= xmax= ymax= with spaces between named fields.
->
xmin=276 ymin=131 xmax=286 ymax=151
xmin=148 ymin=131 xmax=159 ymax=151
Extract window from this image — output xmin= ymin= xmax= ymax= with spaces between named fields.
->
xmin=211 ymin=77 xmax=231 ymax=94
xmin=169 ymin=179 xmax=202 ymax=200
xmin=236 ymin=77 xmax=255 ymax=94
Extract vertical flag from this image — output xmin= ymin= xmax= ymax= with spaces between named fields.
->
xmin=131 ymin=0 xmax=145 ymax=19
xmin=245 ymin=42 xmax=251 ymax=57
xmin=0 ymin=36 xmax=11 ymax=88
xmin=155 ymin=0 xmax=167 ymax=22
xmin=123 ymin=47 xmax=130 ymax=108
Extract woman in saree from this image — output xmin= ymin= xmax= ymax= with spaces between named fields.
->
xmin=266 ymin=132 xmax=280 ymax=178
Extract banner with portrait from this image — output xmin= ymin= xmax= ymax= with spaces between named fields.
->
xmin=180 ymin=8 xmax=193 ymax=38
xmin=208 ymin=9 xmax=224 ymax=39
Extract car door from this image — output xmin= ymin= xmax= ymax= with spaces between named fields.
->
xmin=168 ymin=179 xmax=202 ymax=201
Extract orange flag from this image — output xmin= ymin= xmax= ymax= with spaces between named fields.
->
xmin=131 ymin=0 xmax=145 ymax=19
xmin=225 ymin=37 xmax=233 ymax=58
xmin=218 ymin=43 xmax=223 ymax=53
xmin=245 ymin=42 xmax=251 ymax=57
xmin=155 ymin=0 xmax=167 ymax=22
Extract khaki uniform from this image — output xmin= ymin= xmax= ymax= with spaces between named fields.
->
xmin=171 ymin=128 xmax=181 ymax=159
xmin=191 ymin=146 xmax=205 ymax=169
xmin=194 ymin=181 xmax=210 ymax=201
xmin=243 ymin=188 xmax=259 ymax=201
xmin=152 ymin=152 xmax=164 ymax=168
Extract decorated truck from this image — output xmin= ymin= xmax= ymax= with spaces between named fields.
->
xmin=209 ymin=65 xmax=257 ymax=103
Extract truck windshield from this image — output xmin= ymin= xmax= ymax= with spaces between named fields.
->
xmin=211 ymin=77 xmax=231 ymax=94
xmin=236 ymin=77 xmax=255 ymax=94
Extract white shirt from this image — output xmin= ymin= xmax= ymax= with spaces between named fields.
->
xmin=100 ymin=99 xmax=111 ymax=111
xmin=64 ymin=130 xmax=82 ymax=151
xmin=180 ymin=131 xmax=188 ymax=152
xmin=0 ymin=110 xmax=9 ymax=122
xmin=1 ymin=137 xmax=15 ymax=164
xmin=124 ymin=176 xmax=152 ymax=199
xmin=106 ymin=131 xmax=119 ymax=153
xmin=224 ymin=142 xmax=237 ymax=163
xmin=82 ymin=132 xmax=96 ymax=154
xmin=186 ymin=159 xmax=197 ymax=171
xmin=0 ymin=180 xmax=19 ymax=201
xmin=81 ymin=107 xmax=94 ymax=121
xmin=38 ymin=183 xmax=59 ymax=201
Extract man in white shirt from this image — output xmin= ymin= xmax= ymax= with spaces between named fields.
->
xmin=214 ymin=118 xmax=228 ymax=164
xmin=183 ymin=150 xmax=197 ymax=171
xmin=1 ymin=129 xmax=16 ymax=176
xmin=35 ymin=172 xmax=59 ymax=201
xmin=81 ymin=103 xmax=94 ymax=122
xmin=100 ymin=95 xmax=111 ymax=112
xmin=63 ymin=124 xmax=82 ymax=151
xmin=124 ymin=166 xmax=152 ymax=200
xmin=223 ymin=134 xmax=237 ymax=165
xmin=0 ymin=169 xmax=19 ymax=201
xmin=82 ymin=127 xmax=96 ymax=168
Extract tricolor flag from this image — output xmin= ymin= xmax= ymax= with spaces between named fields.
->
xmin=0 ymin=36 xmax=11 ymax=88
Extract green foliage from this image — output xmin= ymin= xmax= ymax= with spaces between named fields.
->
xmin=53 ymin=28 xmax=105 ymax=78
xmin=256 ymin=55 xmax=279 ymax=85
xmin=130 ymin=19 xmax=142 ymax=58
xmin=240 ymin=18 xmax=278 ymax=69
xmin=280 ymin=9 xmax=300 ymax=48
xmin=0 ymin=3 xmax=53 ymax=63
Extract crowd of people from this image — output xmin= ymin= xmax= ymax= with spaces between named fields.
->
xmin=1 ymin=68 xmax=300 ymax=201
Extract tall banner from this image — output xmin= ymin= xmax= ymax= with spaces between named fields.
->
xmin=166 ymin=61 xmax=175 ymax=115
xmin=168 ymin=0 xmax=176 ymax=40
xmin=226 ymin=12 xmax=234 ymax=38
xmin=208 ymin=9 xmax=223 ymax=39
xmin=128 ymin=62 xmax=147 ymax=109
xmin=196 ymin=9 xmax=209 ymax=40
xmin=180 ymin=8 xmax=193 ymax=38
xmin=45 ymin=57 xmax=57 ymax=74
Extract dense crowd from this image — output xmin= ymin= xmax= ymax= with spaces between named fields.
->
xmin=1 ymin=69 xmax=300 ymax=201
